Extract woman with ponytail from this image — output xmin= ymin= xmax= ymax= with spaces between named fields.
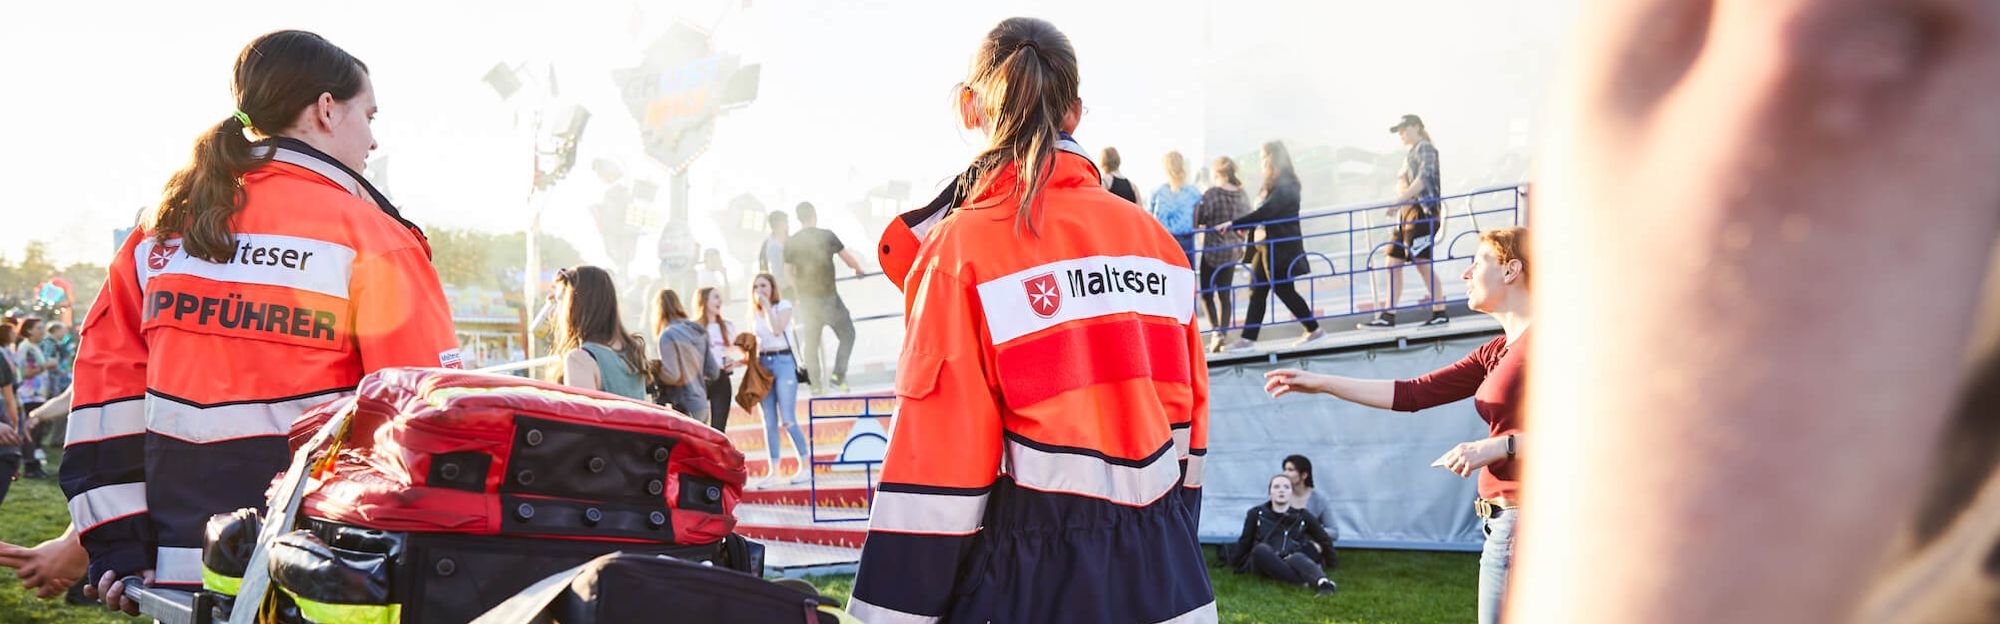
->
xmin=64 ymin=30 xmax=460 ymax=614
xmin=853 ymin=17 xmax=1215 ymax=624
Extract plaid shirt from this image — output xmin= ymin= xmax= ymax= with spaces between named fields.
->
xmin=1402 ymin=140 xmax=1442 ymax=215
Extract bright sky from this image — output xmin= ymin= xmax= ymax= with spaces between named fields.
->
xmin=0 ymin=0 xmax=1575 ymax=272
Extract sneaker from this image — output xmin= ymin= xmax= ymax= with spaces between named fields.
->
xmin=1314 ymin=579 xmax=1338 ymax=597
xmin=1223 ymin=338 xmax=1256 ymax=352
xmin=1358 ymin=311 xmax=1395 ymax=329
xmin=788 ymin=470 xmax=811 ymax=485
xmin=1291 ymin=329 xmax=1325 ymax=347
xmin=1422 ymin=312 xmax=1450 ymax=327
xmin=22 ymin=468 xmax=48 ymax=480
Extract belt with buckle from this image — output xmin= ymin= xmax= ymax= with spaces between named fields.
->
xmin=1474 ymin=497 xmax=1518 ymax=519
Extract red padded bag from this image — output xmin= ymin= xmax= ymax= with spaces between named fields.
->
xmin=292 ymin=367 xmax=746 ymax=546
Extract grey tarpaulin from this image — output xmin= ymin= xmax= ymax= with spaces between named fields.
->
xmin=1201 ymin=333 xmax=1501 ymax=551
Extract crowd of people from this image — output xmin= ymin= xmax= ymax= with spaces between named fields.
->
xmin=0 ymin=315 xmax=76 ymax=499
xmin=1104 ymin=114 xmax=1455 ymax=355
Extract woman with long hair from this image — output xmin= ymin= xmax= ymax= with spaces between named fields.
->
xmin=551 ymin=266 xmax=649 ymax=402
xmin=1194 ymin=156 xmax=1251 ymax=351
xmin=63 ymin=30 xmax=460 ymax=613
xmin=1100 ymin=146 xmax=1140 ymax=204
xmin=694 ymin=287 xmax=741 ymax=432
xmin=1149 ymin=150 xmax=1203 ymax=268
xmin=1282 ymin=454 xmax=1336 ymax=534
xmin=652 ymin=289 xmax=716 ymax=419
xmin=851 ymin=17 xmax=1214 ymax=623
xmin=749 ymin=273 xmax=807 ymax=486
xmin=1265 ymin=227 xmax=1531 ymax=624
xmin=1221 ymin=140 xmax=1323 ymax=350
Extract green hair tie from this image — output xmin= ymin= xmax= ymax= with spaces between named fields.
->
xmin=233 ymin=110 xmax=253 ymax=128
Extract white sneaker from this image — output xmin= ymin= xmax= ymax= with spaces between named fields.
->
xmin=1292 ymin=329 xmax=1325 ymax=347
xmin=1223 ymin=338 xmax=1256 ymax=352
xmin=788 ymin=470 xmax=811 ymax=485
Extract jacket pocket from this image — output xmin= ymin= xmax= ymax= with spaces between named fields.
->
xmin=894 ymin=350 xmax=946 ymax=400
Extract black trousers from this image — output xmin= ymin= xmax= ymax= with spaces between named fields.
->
xmin=0 ymin=455 xmax=17 ymax=508
xmin=1249 ymin=543 xmax=1326 ymax=586
xmin=706 ymin=372 xmax=734 ymax=432
xmin=1241 ymin=256 xmax=1319 ymax=341
xmin=1200 ymin=264 xmax=1238 ymax=333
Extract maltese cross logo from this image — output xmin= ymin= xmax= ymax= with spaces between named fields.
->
xmin=147 ymin=244 xmax=180 ymax=272
xmin=1023 ymin=273 xmax=1062 ymax=318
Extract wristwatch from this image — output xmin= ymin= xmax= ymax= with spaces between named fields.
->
xmin=1505 ymin=434 xmax=1515 ymax=460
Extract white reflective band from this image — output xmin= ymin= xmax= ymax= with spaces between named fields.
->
xmin=155 ymin=546 xmax=203 ymax=585
xmin=146 ymin=391 xmax=352 ymax=444
xmin=1171 ymin=427 xmax=1192 ymax=458
xmin=1007 ymin=440 xmax=1182 ymax=508
xmin=1183 ymin=454 xmax=1206 ymax=488
xmin=69 ymin=482 xmax=147 ymax=531
xmin=1153 ymin=600 xmax=1219 ymax=624
xmin=66 ymin=399 xmax=146 ymax=445
xmin=846 ymin=597 xmax=939 ymax=624
xmin=865 ymin=490 xmax=987 ymax=536
xmin=137 ymin=233 xmax=358 ymax=300
xmin=976 ymin=255 xmax=1197 ymax=346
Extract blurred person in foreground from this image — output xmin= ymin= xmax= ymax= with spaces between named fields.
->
xmin=1511 ymin=0 xmax=2000 ymax=622
xmin=1265 ymin=227 xmax=1532 ymax=623
xmin=853 ymin=16 xmax=1213 ymax=623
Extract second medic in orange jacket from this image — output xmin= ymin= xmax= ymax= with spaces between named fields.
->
xmin=62 ymin=31 xmax=461 ymax=615
xmin=850 ymin=17 xmax=1215 ymax=624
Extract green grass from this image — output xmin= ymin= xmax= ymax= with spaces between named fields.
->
xmin=0 ymin=459 xmax=1473 ymax=624
xmin=798 ymin=547 xmax=1476 ymax=623
xmin=0 ymin=470 xmax=144 ymax=623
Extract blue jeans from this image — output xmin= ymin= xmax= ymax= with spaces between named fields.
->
xmin=757 ymin=352 xmax=808 ymax=470
xmin=1478 ymin=508 xmax=1517 ymax=624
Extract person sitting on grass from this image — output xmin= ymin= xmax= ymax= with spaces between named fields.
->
xmin=1227 ymin=474 xmax=1339 ymax=597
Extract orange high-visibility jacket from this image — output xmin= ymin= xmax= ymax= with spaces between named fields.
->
xmin=850 ymin=143 xmax=1215 ymax=624
xmin=62 ymin=140 xmax=463 ymax=589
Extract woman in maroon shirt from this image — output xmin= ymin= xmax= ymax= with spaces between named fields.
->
xmin=1263 ymin=226 xmax=1530 ymax=624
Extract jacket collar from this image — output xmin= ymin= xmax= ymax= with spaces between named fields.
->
xmin=251 ymin=138 xmax=425 ymax=240
xmin=877 ymin=138 xmax=1100 ymax=291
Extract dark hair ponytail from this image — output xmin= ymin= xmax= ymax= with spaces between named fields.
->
xmin=963 ymin=17 xmax=1080 ymax=236
xmin=147 ymin=30 xmax=368 ymax=263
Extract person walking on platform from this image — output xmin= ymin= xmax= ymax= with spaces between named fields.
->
xmin=1220 ymin=141 xmax=1323 ymax=350
xmin=1362 ymin=114 xmax=1449 ymax=329
xmin=1195 ymin=157 xmax=1252 ymax=351
xmin=1264 ymin=227 xmax=1532 ymax=624
xmin=1150 ymin=150 xmax=1203 ymax=269
xmin=852 ymin=17 xmax=1214 ymax=623
xmin=1101 ymin=146 xmax=1140 ymax=205
xmin=62 ymin=30 xmax=462 ymax=615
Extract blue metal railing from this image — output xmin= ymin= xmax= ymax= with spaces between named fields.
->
xmin=804 ymin=395 xmax=896 ymax=523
